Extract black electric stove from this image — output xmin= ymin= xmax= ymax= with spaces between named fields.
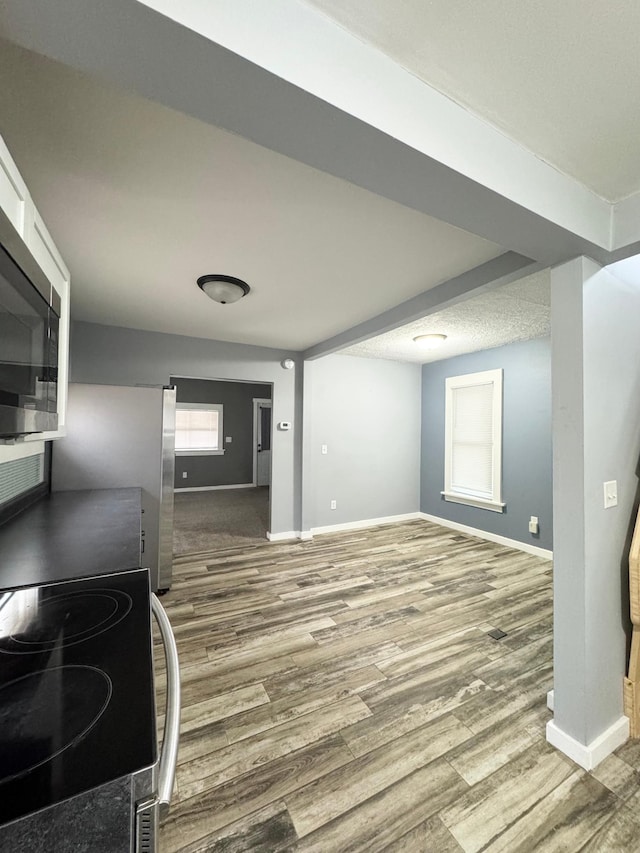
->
xmin=0 ymin=568 xmax=156 ymax=827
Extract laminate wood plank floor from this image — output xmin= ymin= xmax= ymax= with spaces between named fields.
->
xmin=155 ymin=519 xmax=640 ymax=852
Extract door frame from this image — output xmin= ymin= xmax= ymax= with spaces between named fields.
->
xmin=252 ymin=398 xmax=272 ymax=486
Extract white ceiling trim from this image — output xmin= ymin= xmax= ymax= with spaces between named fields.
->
xmin=612 ymin=192 xmax=640 ymax=256
xmin=138 ymin=0 xmax=612 ymax=249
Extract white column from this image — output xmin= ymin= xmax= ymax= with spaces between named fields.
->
xmin=548 ymin=256 xmax=640 ymax=768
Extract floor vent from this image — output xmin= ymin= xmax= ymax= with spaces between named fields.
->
xmin=487 ymin=628 xmax=508 ymax=640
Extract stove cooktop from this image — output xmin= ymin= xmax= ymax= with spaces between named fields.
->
xmin=0 ymin=569 xmax=156 ymax=827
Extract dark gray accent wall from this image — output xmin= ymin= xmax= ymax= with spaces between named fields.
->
xmin=421 ymin=336 xmax=552 ymax=550
xmin=172 ymin=378 xmax=271 ymax=488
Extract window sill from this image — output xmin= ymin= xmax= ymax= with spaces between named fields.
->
xmin=175 ymin=449 xmax=225 ymax=457
xmin=441 ymin=492 xmax=506 ymax=513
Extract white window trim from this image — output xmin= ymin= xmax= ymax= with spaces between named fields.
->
xmin=442 ymin=368 xmax=505 ymax=513
xmin=175 ymin=402 xmax=225 ymax=456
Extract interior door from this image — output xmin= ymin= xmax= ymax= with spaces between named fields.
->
xmin=254 ymin=399 xmax=272 ymax=487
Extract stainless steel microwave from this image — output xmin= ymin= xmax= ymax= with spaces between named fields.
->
xmin=0 ymin=242 xmax=59 ymax=437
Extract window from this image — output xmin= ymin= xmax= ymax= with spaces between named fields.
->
xmin=443 ymin=368 xmax=504 ymax=512
xmin=175 ymin=403 xmax=224 ymax=455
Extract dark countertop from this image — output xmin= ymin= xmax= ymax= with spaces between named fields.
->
xmin=0 ymin=488 xmax=142 ymax=589
xmin=0 ymin=774 xmax=133 ymax=852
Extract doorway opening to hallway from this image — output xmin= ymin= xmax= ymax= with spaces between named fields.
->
xmin=170 ymin=376 xmax=273 ymax=555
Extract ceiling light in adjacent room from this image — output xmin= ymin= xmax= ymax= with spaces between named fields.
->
xmin=413 ymin=333 xmax=447 ymax=349
xmin=197 ymin=275 xmax=250 ymax=304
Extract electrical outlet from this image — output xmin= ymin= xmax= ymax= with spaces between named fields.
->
xmin=225 ymin=436 xmax=232 ymax=443
xmin=528 ymin=516 xmax=539 ymax=534
xmin=330 ymin=499 xmax=337 ymax=510
xmin=182 ymin=471 xmax=187 ymax=479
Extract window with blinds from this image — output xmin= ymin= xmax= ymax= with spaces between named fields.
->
xmin=443 ymin=369 xmax=505 ymax=512
xmin=0 ymin=453 xmax=45 ymax=507
xmin=175 ymin=403 xmax=224 ymax=455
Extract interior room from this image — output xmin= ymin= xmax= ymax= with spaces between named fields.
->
xmin=1 ymin=2 xmax=640 ymax=851
xmin=171 ymin=376 xmax=273 ymax=553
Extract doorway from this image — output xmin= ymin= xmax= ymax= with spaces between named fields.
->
xmin=253 ymin=398 xmax=272 ymax=487
xmin=170 ymin=376 xmax=273 ymax=554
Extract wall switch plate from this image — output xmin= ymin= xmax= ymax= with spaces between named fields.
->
xmin=528 ymin=516 xmax=539 ymax=534
xmin=321 ymin=444 xmax=328 ymax=455
xmin=603 ymin=480 xmax=618 ymax=508
xmin=225 ymin=436 xmax=232 ymax=443
xmin=330 ymin=499 xmax=337 ymax=510
xmin=182 ymin=471 xmax=187 ymax=479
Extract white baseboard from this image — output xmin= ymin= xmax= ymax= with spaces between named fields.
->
xmin=310 ymin=512 xmax=423 ymax=537
xmin=174 ymin=483 xmax=255 ymax=493
xmin=546 ymin=716 xmax=629 ymax=770
xmin=266 ymin=530 xmax=301 ymax=542
xmin=266 ymin=516 xmax=420 ymax=542
xmin=419 ymin=513 xmax=553 ymax=560
xmin=270 ymin=514 xmax=552 ymax=559
xmin=547 ymin=690 xmax=554 ymax=712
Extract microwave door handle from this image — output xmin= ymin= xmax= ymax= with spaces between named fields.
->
xmin=151 ymin=593 xmax=181 ymax=817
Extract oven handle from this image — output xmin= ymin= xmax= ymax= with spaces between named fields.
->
xmin=151 ymin=593 xmax=181 ymax=817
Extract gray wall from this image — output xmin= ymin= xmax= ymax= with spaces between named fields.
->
xmin=421 ymin=336 xmax=552 ymax=550
xmin=552 ymin=258 xmax=640 ymax=746
xmin=303 ymin=354 xmax=421 ymax=529
xmin=69 ymin=321 xmax=300 ymax=535
xmin=172 ymin=377 xmax=271 ymax=488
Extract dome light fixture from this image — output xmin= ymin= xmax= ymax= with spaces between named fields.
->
xmin=197 ymin=274 xmax=250 ymax=304
xmin=413 ymin=333 xmax=447 ymax=350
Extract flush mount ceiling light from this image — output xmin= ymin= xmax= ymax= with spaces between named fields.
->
xmin=413 ymin=333 xmax=448 ymax=349
xmin=197 ymin=274 xmax=250 ymax=305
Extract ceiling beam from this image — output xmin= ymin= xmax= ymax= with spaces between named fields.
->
xmin=0 ymin=0 xmax=632 ymax=268
xmin=303 ymin=252 xmax=543 ymax=360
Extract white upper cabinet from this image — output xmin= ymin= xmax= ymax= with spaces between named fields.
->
xmin=25 ymin=206 xmax=70 ymax=303
xmin=0 ymin=133 xmax=71 ymax=441
xmin=0 ymin=135 xmax=30 ymax=238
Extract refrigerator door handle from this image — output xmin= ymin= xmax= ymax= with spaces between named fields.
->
xmin=151 ymin=593 xmax=181 ymax=817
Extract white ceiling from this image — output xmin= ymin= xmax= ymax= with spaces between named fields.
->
xmin=0 ymin=39 xmax=503 ymax=351
xmin=304 ymin=0 xmax=640 ymax=203
xmin=342 ymin=269 xmax=550 ymax=363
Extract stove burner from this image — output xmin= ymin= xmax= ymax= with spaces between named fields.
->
xmin=0 ymin=665 xmax=112 ymax=784
xmin=0 ymin=590 xmax=133 ymax=654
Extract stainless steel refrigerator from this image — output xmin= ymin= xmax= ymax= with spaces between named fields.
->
xmin=51 ymin=383 xmax=176 ymax=592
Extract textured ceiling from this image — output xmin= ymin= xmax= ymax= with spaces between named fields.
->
xmin=341 ymin=269 xmax=550 ymax=363
xmin=303 ymin=0 xmax=640 ymax=202
xmin=0 ymin=39 xmax=503 ymax=351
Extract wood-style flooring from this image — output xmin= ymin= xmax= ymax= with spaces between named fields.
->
xmin=154 ymin=519 xmax=640 ymax=852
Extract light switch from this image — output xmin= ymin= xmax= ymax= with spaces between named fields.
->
xmin=603 ymin=480 xmax=618 ymax=509
xmin=321 ymin=444 xmax=328 ymax=455
xmin=225 ymin=436 xmax=232 ymax=443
